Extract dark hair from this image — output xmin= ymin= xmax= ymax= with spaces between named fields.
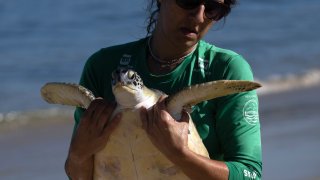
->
xmin=146 ymin=0 xmax=237 ymax=35
xmin=146 ymin=0 xmax=161 ymax=36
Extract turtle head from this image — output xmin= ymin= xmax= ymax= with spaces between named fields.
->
xmin=111 ymin=68 xmax=146 ymax=108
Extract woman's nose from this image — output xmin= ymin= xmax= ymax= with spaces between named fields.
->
xmin=187 ymin=5 xmax=206 ymax=23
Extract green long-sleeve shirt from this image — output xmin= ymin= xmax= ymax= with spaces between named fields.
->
xmin=74 ymin=37 xmax=262 ymax=179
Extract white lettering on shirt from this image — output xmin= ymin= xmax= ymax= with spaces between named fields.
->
xmin=120 ymin=54 xmax=131 ymax=66
xmin=243 ymin=169 xmax=257 ymax=179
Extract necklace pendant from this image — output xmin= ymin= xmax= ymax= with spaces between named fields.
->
xmin=160 ymin=64 xmax=169 ymax=68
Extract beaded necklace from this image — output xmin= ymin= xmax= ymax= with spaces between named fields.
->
xmin=147 ymin=37 xmax=197 ymax=68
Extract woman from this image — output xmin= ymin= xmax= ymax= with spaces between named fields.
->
xmin=65 ymin=0 xmax=262 ymax=179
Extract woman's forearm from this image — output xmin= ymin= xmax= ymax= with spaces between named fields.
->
xmin=172 ymin=148 xmax=229 ymax=180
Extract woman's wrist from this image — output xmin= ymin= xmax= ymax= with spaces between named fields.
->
xmin=65 ymin=153 xmax=94 ymax=179
xmin=169 ymin=146 xmax=193 ymax=165
xmin=67 ymin=149 xmax=92 ymax=164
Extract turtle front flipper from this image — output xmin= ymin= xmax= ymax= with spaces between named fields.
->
xmin=167 ymin=80 xmax=262 ymax=119
xmin=41 ymin=82 xmax=95 ymax=109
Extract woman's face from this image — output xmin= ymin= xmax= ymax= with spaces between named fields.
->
xmin=155 ymin=0 xmax=222 ymax=49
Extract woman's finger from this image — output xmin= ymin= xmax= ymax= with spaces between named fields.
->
xmin=140 ymin=107 xmax=148 ymax=130
xmin=180 ymin=110 xmax=190 ymax=123
xmin=81 ymin=98 xmax=101 ymax=124
xmin=96 ymin=101 xmax=116 ymax=131
xmin=101 ymin=112 xmax=122 ymax=140
xmin=158 ymin=95 xmax=167 ymax=104
xmin=148 ymin=106 xmax=155 ymax=130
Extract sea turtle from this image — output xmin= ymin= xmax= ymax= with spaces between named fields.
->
xmin=41 ymin=68 xmax=261 ymax=180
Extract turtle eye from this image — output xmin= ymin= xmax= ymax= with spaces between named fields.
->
xmin=127 ymin=70 xmax=135 ymax=79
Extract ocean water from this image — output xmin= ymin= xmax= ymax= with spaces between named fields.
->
xmin=1 ymin=0 xmax=320 ymax=113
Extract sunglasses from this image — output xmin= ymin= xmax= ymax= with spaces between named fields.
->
xmin=175 ymin=0 xmax=230 ymax=21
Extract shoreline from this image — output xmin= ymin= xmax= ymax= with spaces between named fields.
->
xmin=0 ymin=108 xmax=74 ymax=134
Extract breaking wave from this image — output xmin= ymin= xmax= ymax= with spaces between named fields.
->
xmin=257 ymin=69 xmax=320 ymax=95
xmin=0 ymin=108 xmax=74 ymax=130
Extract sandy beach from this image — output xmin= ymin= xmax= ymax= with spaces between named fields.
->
xmin=1 ymin=85 xmax=320 ymax=180
xmin=0 ymin=109 xmax=74 ymax=180
xmin=259 ymin=85 xmax=320 ymax=180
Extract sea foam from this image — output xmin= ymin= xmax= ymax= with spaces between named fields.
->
xmin=257 ymin=69 xmax=320 ymax=95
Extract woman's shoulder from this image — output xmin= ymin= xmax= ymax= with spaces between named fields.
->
xmin=198 ymin=40 xmax=253 ymax=80
xmin=84 ymin=38 xmax=147 ymax=67
xmin=95 ymin=38 xmax=147 ymax=58
xmin=199 ymin=40 xmax=245 ymax=63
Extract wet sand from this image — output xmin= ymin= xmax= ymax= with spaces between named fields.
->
xmin=0 ymin=109 xmax=74 ymax=180
xmin=0 ymin=85 xmax=320 ymax=180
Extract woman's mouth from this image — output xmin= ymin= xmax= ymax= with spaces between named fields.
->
xmin=180 ymin=27 xmax=198 ymax=37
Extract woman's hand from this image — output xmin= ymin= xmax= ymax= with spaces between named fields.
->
xmin=69 ymin=98 xmax=121 ymax=161
xmin=140 ymin=96 xmax=190 ymax=161
xmin=65 ymin=98 xmax=121 ymax=179
xmin=140 ymin=97 xmax=229 ymax=179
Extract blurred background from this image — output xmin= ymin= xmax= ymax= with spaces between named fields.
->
xmin=0 ymin=0 xmax=319 ymax=179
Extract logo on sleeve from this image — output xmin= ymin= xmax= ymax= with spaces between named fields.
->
xmin=120 ymin=54 xmax=131 ymax=66
xmin=243 ymin=99 xmax=259 ymax=125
